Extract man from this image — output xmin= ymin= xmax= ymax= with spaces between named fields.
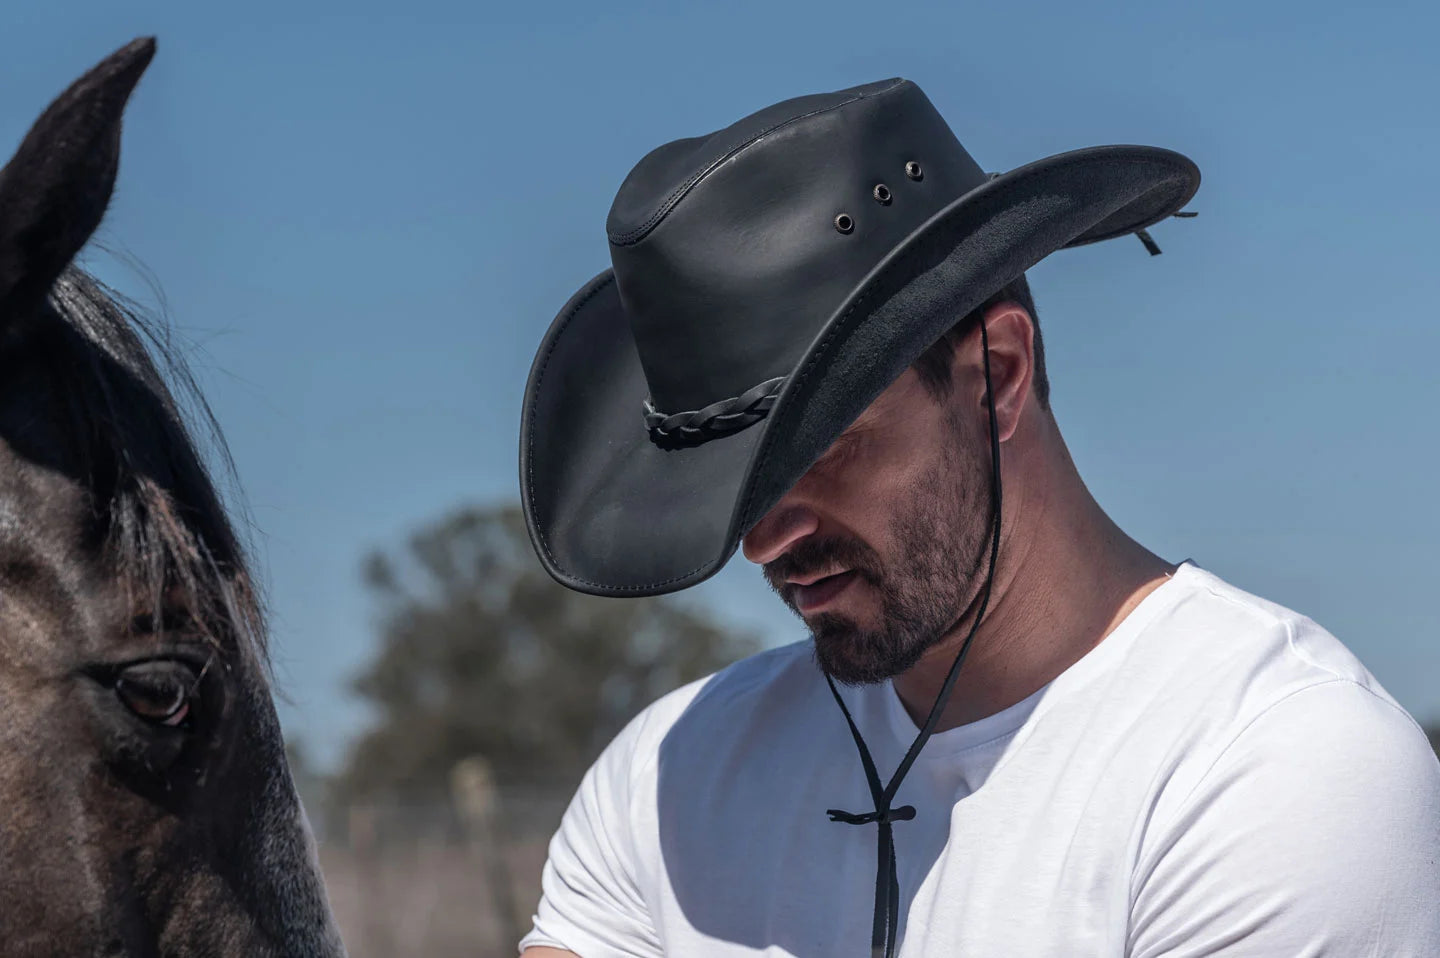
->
xmin=516 ymin=78 xmax=1440 ymax=956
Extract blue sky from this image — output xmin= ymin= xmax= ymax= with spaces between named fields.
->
xmin=3 ymin=0 xmax=1438 ymax=769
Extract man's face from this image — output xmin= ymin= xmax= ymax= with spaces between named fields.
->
xmin=741 ymin=367 xmax=992 ymax=685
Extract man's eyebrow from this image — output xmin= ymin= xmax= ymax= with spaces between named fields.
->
xmin=814 ymin=420 xmax=869 ymax=468
xmin=843 ymin=408 xmax=883 ymax=434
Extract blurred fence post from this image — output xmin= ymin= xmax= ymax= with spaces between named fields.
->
xmin=452 ymin=755 xmax=524 ymax=953
xmin=347 ymin=802 xmax=401 ymax=956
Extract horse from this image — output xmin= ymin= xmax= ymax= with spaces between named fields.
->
xmin=0 ymin=38 xmax=345 ymax=955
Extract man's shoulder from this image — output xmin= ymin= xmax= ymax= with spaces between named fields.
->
xmin=1156 ymin=562 xmax=1398 ymax=707
xmin=1127 ymin=563 xmax=1435 ymax=825
xmin=648 ymin=639 xmax=817 ymax=716
xmin=1129 ymin=581 xmax=1440 ymax=955
xmin=1182 ymin=570 xmax=1435 ymax=781
xmin=1166 ymin=567 xmax=1433 ymax=778
xmin=605 ymin=640 xmax=821 ymax=772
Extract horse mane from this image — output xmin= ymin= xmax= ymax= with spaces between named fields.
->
xmin=38 ymin=266 xmax=268 ymax=664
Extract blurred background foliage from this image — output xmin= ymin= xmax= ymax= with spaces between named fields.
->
xmin=284 ymin=503 xmax=760 ymax=955
xmin=319 ymin=502 xmax=759 ymax=808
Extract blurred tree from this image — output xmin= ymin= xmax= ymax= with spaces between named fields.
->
xmin=333 ymin=503 xmax=761 ymax=805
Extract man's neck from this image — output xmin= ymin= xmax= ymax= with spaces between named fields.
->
xmin=891 ymin=431 xmax=1175 ymax=733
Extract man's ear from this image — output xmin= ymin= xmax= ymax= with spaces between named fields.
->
xmin=0 ymin=37 xmax=155 ymax=318
xmin=955 ymin=301 xmax=1035 ymax=443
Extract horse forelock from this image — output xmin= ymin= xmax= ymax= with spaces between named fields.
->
xmin=35 ymin=266 xmax=269 ymax=667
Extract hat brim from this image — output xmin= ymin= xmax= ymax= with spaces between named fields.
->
xmin=521 ymin=145 xmax=1199 ymax=596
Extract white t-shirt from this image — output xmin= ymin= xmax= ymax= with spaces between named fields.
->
xmin=520 ymin=562 xmax=1440 ymax=956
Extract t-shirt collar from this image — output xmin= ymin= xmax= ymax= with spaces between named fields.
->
xmin=877 ymin=559 xmax=1202 ymax=758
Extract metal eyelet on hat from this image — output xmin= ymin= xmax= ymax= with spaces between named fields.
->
xmin=834 ymin=213 xmax=855 ymax=234
xmin=904 ymin=161 xmax=923 ymax=181
xmin=872 ymin=184 xmax=892 ymax=205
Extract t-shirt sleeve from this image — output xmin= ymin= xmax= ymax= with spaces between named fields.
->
xmin=1129 ymin=679 xmax=1440 ymax=957
xmin=518 ymin=708 xmax=662 ymax=958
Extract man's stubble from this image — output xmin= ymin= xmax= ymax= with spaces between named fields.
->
xmin=765 ymin=408 xmax=994 ymax=686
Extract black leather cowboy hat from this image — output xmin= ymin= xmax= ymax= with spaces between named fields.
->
xmin=520 ymin=77 xmax=1198 ymax=596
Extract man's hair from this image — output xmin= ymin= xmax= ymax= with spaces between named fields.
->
xmin=910 ymin=273 xmax=1050 ymax=410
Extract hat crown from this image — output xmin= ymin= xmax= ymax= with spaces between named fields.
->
xmin=606 ymin=78 xmax=989 ymax=417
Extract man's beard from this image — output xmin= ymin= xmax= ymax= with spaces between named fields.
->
xmin=764 ymin=417 xmax=993 ymax=686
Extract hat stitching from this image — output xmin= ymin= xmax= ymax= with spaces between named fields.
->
xmin=608 ymin=80 xmax=906 ymax=247
xmin=526 ymin=271 xmax=718 ymax=592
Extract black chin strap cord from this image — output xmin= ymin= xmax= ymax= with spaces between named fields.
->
xmin=824 ymin=318 xmax=1005 ymax=958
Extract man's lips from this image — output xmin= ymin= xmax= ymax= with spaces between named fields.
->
xmin=790 ymin=570 xmax=859 ymax=613
xmin=786 ymin=568 xmax=848 ymax=587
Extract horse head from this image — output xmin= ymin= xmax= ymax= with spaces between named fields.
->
xmin=0 ymin=38 xmax=346 ymax=956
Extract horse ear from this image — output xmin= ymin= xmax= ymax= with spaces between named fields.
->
xmin=0 ymin=37 xmax=156 ymax=316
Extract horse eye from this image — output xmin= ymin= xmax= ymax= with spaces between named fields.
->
xmin=114 ymin=661 xmax=197 ymax=727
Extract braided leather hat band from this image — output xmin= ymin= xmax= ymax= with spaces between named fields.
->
xmin=643 ymin=375 xmax=787 ymax=447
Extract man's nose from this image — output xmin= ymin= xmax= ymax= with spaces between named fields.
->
xmin=741 ymin=502 xmax=820 ymax=565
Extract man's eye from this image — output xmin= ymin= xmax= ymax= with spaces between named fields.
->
xmin=114 ymin=661 xmax=198 ymax=727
